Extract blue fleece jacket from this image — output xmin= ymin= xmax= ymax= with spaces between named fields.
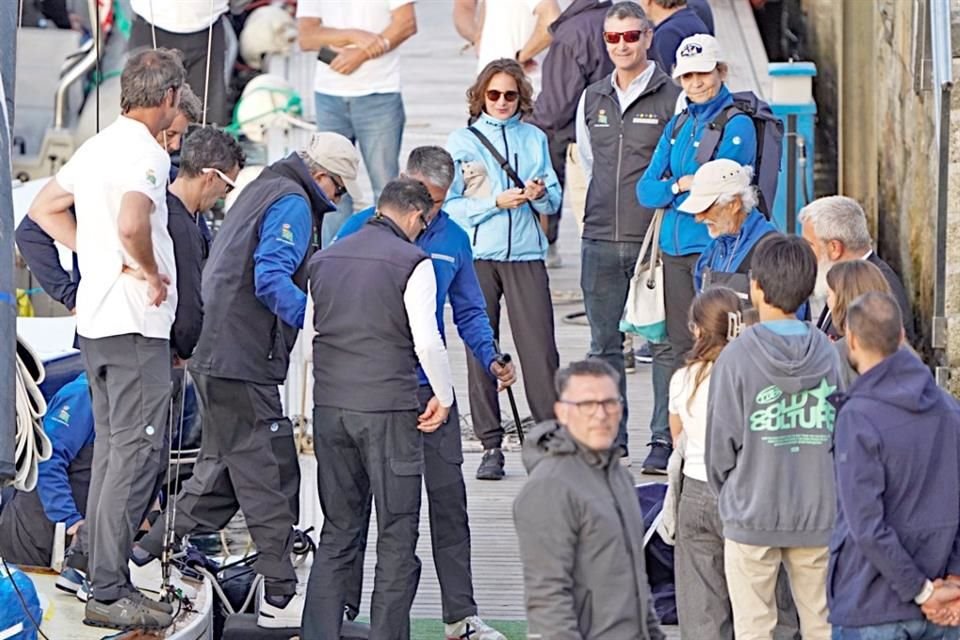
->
xmin=336 ymin=208 xmax=499 ymax=384
xmin=694 ymin=209 xmax=775 ymax=292
xmin=637 ymin=85 xmax=757 ymax=256
xmin=36 ymin=373 xmax=94 ymax=528
xmin=254 ymin=193 xmax=316 ymax=329
xmin=445 ymin=112 xmax=562 ymax=262
xmin=827 ymin=348 xmax=960 ymax=627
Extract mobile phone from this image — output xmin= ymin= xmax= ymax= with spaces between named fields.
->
xmin=317 ymin=47 xmax=338 ymax=65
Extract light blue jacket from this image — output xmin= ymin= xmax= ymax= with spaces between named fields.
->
xmin=637 ymin=85 xmax=757 ymax=256
xmin=445 ymin=112 xmax=562 ymax=262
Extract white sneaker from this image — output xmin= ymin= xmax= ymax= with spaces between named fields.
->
xmin=257 ymin=588 xmax=305 ymax=629
xmin=129 ymin=558 xmax=198 ymax=601
xmin=445 ymin=615 xmax=507 ymax=640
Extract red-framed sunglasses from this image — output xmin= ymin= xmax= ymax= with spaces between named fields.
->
xmin=603 ymin=29 xmax=648 ymax=44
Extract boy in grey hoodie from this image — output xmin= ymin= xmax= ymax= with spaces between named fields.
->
xmin=706 ymin=234 xmax=843 ymax=640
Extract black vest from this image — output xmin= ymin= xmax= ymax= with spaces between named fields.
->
xmin=582 ymin=67 xmax=680 ymax=242
xmin=190 ymin=154 xmax=332 ymax=385
xmin=308 ymin=217 xmax=428 ymax=412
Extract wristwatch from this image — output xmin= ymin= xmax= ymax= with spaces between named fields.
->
xmin=671 ymin=180 xmax=681 ymax=196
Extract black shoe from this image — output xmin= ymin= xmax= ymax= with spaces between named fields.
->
xmin=641 ymin=442 xmax=672 ymax=475
xmin=476 ymin=448 xmax=505 ymax=480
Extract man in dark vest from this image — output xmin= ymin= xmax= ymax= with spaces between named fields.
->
xmin=132 ymin=131 xmax=360 ymax=630
xmin=575 ymin=0 xmax=680 ymax=463
xmin=302 ymin=178 xmax=455 ymax=640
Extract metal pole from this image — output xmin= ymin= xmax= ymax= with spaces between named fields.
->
xmin=0 ymin=2 xmax=19 ymax=486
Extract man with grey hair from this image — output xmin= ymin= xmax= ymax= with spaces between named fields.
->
xmin=138 ymin=131 xmax=359 ymax=630
xmin=27 ymin=47 xmax=186 ymax=630
xmin=576 ymin=0 xmax=680 ymax=467
xmin=305 ymin=178 xmax=455 ymax=638
xmin=334 ymin=147 xmax=515 ymax=640
xmin=680 ymin=159 xmax=776 ymax=299
xmin=799 ymin=195 xmax=915 ymax=343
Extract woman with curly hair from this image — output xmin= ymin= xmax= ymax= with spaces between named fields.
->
xmin=444 ymin=58 xmax=562 ymax=481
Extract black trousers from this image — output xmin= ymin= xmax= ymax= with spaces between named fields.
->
xmin=139 ymin=373 xmax=300 ymax=596
xmin=468 ymin=260 xmax=560 ymax=450
xmin=344 ymin=386 xmax=477 ymax=624
xmin=129 ymin=15 xmax=227 ymax=125
xmin=303 ymin=406 xmax=424 ymax=640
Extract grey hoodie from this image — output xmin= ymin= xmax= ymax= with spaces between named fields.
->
xmin=706 ymin=322 xmax=843 ymax=547
xmin=513 ymin=422 xmax=665 ymax=640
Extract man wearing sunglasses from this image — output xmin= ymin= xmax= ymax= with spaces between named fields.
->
xmin=134 ymin=131 xmax=360 ymax=630
xmin=574 ymin=1 xmax=680 ymax=466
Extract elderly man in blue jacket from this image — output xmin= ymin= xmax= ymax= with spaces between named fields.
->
xmin=335 ymin=146 xmax=516 ymax=640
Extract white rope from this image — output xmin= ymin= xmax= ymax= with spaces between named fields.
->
xmin=201 ymin=0 xmax=216 ymax=127
xmin=148 ymin=0 xmax=157 ymax=49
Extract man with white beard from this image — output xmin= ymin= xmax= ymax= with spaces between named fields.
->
xmin=798 ymin=195 xmax=915 ymax=344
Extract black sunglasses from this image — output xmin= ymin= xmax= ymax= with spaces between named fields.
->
xmin=330 ymin=174 xmax=348 ymax=198
xmin=485 ymin=89 xmax=519 ymax=103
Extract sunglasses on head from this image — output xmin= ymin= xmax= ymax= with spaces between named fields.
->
xmin=485 ymin=89 xmax=519 ymax=103
xmin=603 ymin=30 xmax=647 ymax=44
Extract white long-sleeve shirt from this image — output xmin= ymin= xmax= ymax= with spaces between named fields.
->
xmin=403 ymin=259 xmax=455 ymax=407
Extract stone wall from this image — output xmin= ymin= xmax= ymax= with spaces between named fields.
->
xmin=799 ymin=0 xmax=949 ymax=371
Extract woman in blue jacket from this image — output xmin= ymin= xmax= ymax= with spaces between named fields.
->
xmin=634 ymin=34 xmax=757 ymax=473
xmin=445 ymin=58 xmax=562 ymax=481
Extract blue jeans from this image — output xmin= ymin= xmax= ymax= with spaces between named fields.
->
xmin=649 ymin=341 xmax=673 ymax=446
xmin=314 ymin=91 xmax=405 ymax=247
xmin=832 ymin=620 xmax=959 ymax=640
xmin=580 ymin=239 xmax=642 ymax=453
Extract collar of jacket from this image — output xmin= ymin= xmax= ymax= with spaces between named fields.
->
xmin=550 ymin=0 xmax=612 ymax=33
xmin=713 ymin=208 xmax=767 ymax=251
xmin=595 ymin=64 xmax=672 ymax=106
xmin=271 ymin=153 xmax=337 ymax=217
xmin=474 ymin=111 xmax=522 ymax=131
xmin=684 ymin=83 xmax=734 ymax=123
xmin=366 ymin=213 xmax=415 ymax=244
xmin=529 ymin=421 xmax=618 ymax=468
xmin=419 ymin=210 xmax=450 ymax=243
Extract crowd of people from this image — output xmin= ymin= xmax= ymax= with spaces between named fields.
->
xmin=6 ymin=1 xmax=960 ymax=640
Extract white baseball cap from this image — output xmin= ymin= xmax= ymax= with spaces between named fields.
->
xmin=678 ymin=159 xmax=751 ymax=214
xmin=304 ymin=131 xmax=362 ymax=199
xmin=672 ymin=34 xmax=723 ymax=79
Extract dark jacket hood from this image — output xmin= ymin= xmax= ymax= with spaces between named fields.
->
xmin=840 ymin=348 xmax=940 ymax=414
xmin=521 ymin=421 xmax=617 ymax=473
xmin=741 ymin=323 xmax=839 ymax=395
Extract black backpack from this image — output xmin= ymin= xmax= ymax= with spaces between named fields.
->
xmin=673 ymin=91 xmax=784 ymax=217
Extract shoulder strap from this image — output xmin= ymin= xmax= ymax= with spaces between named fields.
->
xmin=694 ymin=104 xmax=744 ymax=165
xmin=467 ymin=126 xmax=526 ymax=190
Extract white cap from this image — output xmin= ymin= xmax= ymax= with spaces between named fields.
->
xmin=304 ymin=131 xmax=362 ymax=199
xmin=678 ymin=159 xmax=751 ymax=214
xmin=672 ymin=34 xmax=723 ymax=79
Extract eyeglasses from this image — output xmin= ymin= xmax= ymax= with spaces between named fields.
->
xmin=559 ymin=397 xmax=623 ymax=415
xmin=329 ymin=174 xmax=348 ymax=199
xmin=603 ymin=30 xmax=648 ymax=44
xmin=418 ymin=213 xmax=429 ymax=231
xmin=201 ymin=167 xmax=236 ymax=193
xmin=485 ymin=89 xmax=519 ymax=103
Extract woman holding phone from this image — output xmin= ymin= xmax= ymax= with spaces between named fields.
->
xmin=444 ymin=58 xmax=562 ymax=481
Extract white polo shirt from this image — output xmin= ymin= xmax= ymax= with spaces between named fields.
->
xmin=296 ymin=0 xmax=413 ymax=97
xmin=56 ymin=116 xmax=177 ymax=341
xmin=130 ymin=0 xmax=228 ymax=34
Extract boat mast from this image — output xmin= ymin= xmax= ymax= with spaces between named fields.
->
xmin=0 ymin=2 xmax=18 ymax=487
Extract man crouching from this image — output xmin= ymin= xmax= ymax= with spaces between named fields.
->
xmin=514 ymin=359 xmax=665 ymax=639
